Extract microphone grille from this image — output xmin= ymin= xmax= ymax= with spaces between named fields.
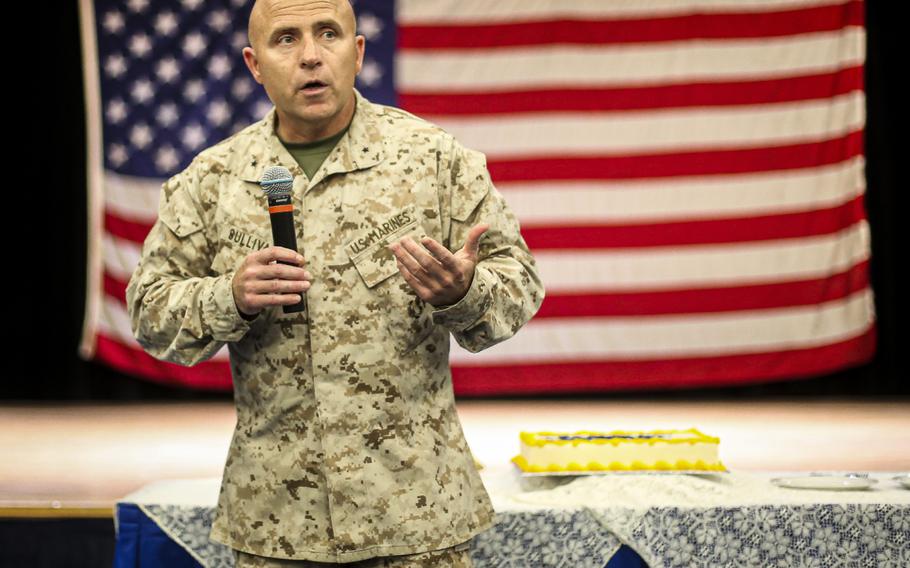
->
xmin=259 ymin=166 xmax=294 ymax=197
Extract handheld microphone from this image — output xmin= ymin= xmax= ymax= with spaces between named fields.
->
xmin=259 ymin=166 xmax=306 ymax=314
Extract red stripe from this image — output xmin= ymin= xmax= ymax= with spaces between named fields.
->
xmin=400 ymin=67 xmax=864 ymax=116
xmin=105 ymin=272 xmax=128 ymax=304
xmin=400 ymin=1 xmax=864 ymax=49
xmin=536 ymin=261 xmax=870 ymax=318
xmin=488 ymin=130 xmax=864 ymax=182
xmin=95 ymin=325 xmax=876 ymax=395
xmin=105 ymin=211 xmax=152 ymax=244
xmin=104 ymin=133 xmax=865 ymax=246
xmin=521 ymin=194 xmax=867 ymax=249
xmin=93 ymin=326 xmax=876 ymax=395
xmin=452 ymin=326 xmax=876 ymax=395
xmin=93 ymin=334 xmax=231 ymax=390
xmin=105 ymin=260 xmax=869 ymax=319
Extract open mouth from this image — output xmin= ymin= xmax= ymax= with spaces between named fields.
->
xmin=301 ymin=80 xmax=328 ymax=92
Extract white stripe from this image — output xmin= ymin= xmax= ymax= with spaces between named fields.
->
xmin=398 ymin=28 xmax=865 ymax=91
xmin=105 ymin=158 xmax=866 ymax=228
xmin=104 ymin=234 xmax=143 ymax=283
xmin=96 ymin=295 xmax=141 ymax=348
xmin=99 ymin=283 xmax=874 ymax=367
xmin=532 ymin=221 xmax=870 ymax=292
xmin=107 ymin=156 xmax=866 ymax=230
xmin=450 ymin=288 xmax=875 ymax=364
xmin=433 ymin=92 xmax=864 ymax=159
xmin=97 ymin=296 xmax=230 ymax=362
xmin=399 ymin=0 xmax=846 ymax=23
xmin=505 ymin=158 xmax=865 ymax=224
xmin=106 ymin=221 xmax=870 ymax=296
xmin=105 ymin=171 xmax=165 ymax=221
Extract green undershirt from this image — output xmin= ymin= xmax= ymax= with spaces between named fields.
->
xmin=279 ymin=121 xmax=351 ymax=180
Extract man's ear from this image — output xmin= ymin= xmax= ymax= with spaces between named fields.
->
xmin=354 ymin=35 xmax=365 ymax=75
xmin=242 ymin=47 xmax=262 ymax=84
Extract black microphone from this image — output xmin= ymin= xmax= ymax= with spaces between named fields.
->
xmin=259 ymin=166 xmax=306 ymax=314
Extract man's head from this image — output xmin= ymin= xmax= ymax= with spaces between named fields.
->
xmin=243 ymin=0 xmax=364 ymax=142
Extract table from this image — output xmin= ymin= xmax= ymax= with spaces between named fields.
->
xmin=114 ymin=468 xmax=910 ymax=567
xmin=505 ymin=470 xmax=910 ymax=567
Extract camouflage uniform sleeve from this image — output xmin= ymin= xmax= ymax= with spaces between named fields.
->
xmin=126 ymin=159 xmax=252 ymax=366
xmin=430 ymin=139 xmax=545 ymax=353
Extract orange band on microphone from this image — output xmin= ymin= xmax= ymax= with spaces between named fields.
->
xmin=269 ymin=204 xmax=294 ymax=214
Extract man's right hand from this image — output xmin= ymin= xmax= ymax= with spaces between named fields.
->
xmin=231 ymin=246 xmax=311 ymax=318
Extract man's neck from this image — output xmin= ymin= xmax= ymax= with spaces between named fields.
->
xmin=275 ymin=98 xmax=356 ymax=143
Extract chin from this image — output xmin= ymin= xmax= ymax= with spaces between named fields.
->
xmin=302 ymin=111 xmax=339 ymax=126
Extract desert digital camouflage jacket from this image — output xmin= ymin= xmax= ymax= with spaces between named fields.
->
xmin=126 ymin=90 xmax=544 ymax=562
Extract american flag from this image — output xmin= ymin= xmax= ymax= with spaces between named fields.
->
xmin=80 ymin=0 xmax=874 ymax=394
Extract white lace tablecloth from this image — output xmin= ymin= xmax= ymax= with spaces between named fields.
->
xmin=116 ymin=468 xmax=910 ymax=567
xmin=115 ymin=466 xmax=623 ymax=568
xmin=510 ymin=471 xmax=910 ymax=568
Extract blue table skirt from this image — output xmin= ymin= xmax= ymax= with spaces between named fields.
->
xmin=114 ymin=504 xmax=203 ymax=568
xmin=114 ymin=503 xmax=646 ymax=567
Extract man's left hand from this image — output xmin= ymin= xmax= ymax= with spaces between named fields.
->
xmin=389 ymin=223 xmax=489 ymax=307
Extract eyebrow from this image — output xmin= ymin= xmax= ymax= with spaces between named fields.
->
xmin=268 ymin=26 xmax=297 ymax=42
xmin=312 ymin=18 xmax=342 ymax=31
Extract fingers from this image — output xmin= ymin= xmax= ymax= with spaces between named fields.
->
xmin=232 ymin=247 xmax=311 ymax=314
xmin=234 ymin=275 xmax=310 ymax=313
xmin=245 ymin=275 xmax=311 ymax=295
xmin=252 ymin=246 xmax=306 ymax=267
xmin=253 ymin=262 xmax=309 ymax=281
xmin=389 ymin=236 xmax=470 ymax=306
xmin=461 ymin=223 xmax=489 ymax=259
xmin=241 ymin=253 xmax=310 ymax=283
xmin=391 ymin=237 xmax=449 ymax=286
xmin=234 ymin=286 xmax=306 ymax=314
xmin=420 ymin=237 xmax=459 ymax=272
xmin=394 ymin=256 xmax=433 ymax=302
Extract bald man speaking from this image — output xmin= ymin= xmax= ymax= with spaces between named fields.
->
xmin=127 ymin=1 xmax=543 ymax=566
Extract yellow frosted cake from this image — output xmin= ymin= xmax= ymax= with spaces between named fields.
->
xmin=511 ymin=428 xmax=725 ymax=473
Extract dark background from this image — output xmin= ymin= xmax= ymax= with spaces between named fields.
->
xmin=6 ymin=1 xmax=901 ymax=401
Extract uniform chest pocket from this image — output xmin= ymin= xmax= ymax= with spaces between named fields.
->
xmin=346 ymin=221 xmax=436 ymax=354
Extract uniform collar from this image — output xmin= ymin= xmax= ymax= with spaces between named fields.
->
xmin=239 ymin=89 xmax=385 ymax=193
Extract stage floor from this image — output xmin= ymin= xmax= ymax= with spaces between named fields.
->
xmin=1 ymin=399 xmax=908 ymax=516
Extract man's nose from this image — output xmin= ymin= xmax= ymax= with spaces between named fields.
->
xmin=299 ymin=36 xmax=321 ymax=67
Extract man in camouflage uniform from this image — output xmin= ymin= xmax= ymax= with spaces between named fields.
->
xmin=126 ymin=0 xmax=543 ymax=566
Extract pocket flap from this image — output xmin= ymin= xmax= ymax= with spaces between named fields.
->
xmin=347 ymin=221 xmax=428 ymax=288
xmin=349 ymin=245 xmax=399 ymax=289
xmin=158 ymin=184 xmax=205 ymax=238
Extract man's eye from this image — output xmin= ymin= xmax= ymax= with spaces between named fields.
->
xmin=322 ymin=30 xmax=337 ymax=40
xmin=278 ymin=35 xmax=294 ymax=44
